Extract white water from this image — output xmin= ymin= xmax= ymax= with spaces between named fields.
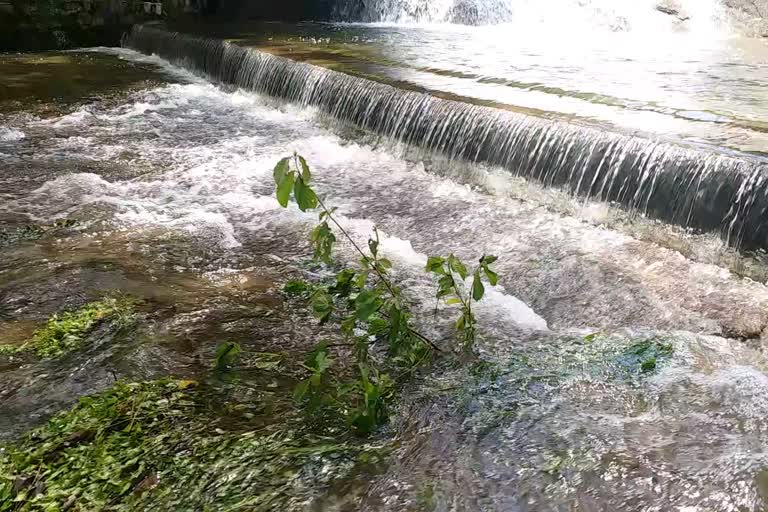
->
xmin=340 ymin=0 xmax=729 ymax=30
xmin=0 ymin=127 xmax=25 ymax=142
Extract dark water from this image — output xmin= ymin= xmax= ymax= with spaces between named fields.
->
xmin=2 ymin=41 xmax=768 ymax=509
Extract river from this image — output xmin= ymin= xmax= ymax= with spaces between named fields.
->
xmin=3 ymin=3 xmax=768 ymax=510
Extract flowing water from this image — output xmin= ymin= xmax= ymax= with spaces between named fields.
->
xmin=132 ymin=16 xmax=768 ymax=251
xmin=3 ymin=1 xmax=768 ymax=509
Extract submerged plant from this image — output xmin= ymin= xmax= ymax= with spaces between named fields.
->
xmin=0 ymin=219 xmax=78 ymax=248
xmin=213 ymin=341 xmax=241 ymax=371
xmin=0 ymin=379 xmax=383 ymax=510
xmin=0 ymin=297 xmax=137 ymax=359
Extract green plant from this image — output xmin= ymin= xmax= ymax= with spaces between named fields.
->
xmin=342 ymin=365 xmax=394 ymax=434
xmin=425 ymin=254 xmax=498 ymax=350
xmin=0 ymin=379 xmax=384 ymax=510
xmin=213 ymin=341 xmax=241 ymax=371
xmin=620 ymin=339 xmax=674 ymax=374
xmin=293 ymin=342 xmax=334 ymax=410
xmin=0 ymin=297 xmax=137 ymax=359
xmin=272 ymin=153 xmax=502 ymax=434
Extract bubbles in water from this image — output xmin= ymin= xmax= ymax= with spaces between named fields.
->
xmin=0 ymin=127 xmax=25 ymax=142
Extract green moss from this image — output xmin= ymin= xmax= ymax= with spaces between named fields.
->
xmin=283 ymin=279 xmax=313 ymax=297
xmin=619 ymin=339 xmax=674 ymax=374
xmin=0 ymin=297 xmax=137 ymax=359
xmin=0 ymin=379 xmax=386 ymax=510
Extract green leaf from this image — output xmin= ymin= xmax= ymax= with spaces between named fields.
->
xmin=437 ymin=275 xmax=454 ymax=299
xmin=355 ymin=290 xmax=383 ymax=321
xmin=483 ymin=267 xmax=499 ymax=286
xmin=293 ymin=379 xmax=310 ymax=401
xmin=294 ymin=178 xmax=318 ymax=212
xmin=298 ymin=155 xmax=311 ymax=183
xmin=480 ymin=255 xmax=498 ymax=265
xmin=455 ymin=314 xmax=466 ymax=331
xmin=445 ymin=297 xmax=462 ymax=305
xmin=330 ymin=269 xmax=357 ymax=298
xmin=472 ymin=272 xmax=485 ymax=301
xmin=368 ymin=238 xmax=379 ymax=257
xmin=273 ymin=157 xmax=290 ymax=184
xmin=367 ymin=316 xmax=389 ymax=336
xmin=213 ymin=342 xmax=241 ymax=371
xmin=311 ymin=290 xmax=333 ymax=323
xmin=275 ymin=171 xmax=295 ymax=208
xmin=354 ymin=271 xmax=368 ymax=289
xmin=387 ymin=304 xmax=402 ymax=338
xmin=314 ymin=350 xmax=332 ymax=373
xmin=448 ymin=255 xmax=468 ymax=280
xmin=425 ymin=256 xmax=445 ymax=274
xmin=481 ymin=254 xmax=500 ymax=286
xmin=311 ymin=222 xmax=336 ymax=263
xmin=341 ymin=315 xmax=357 ymax=335
xmin=305 ymin=343 xmax=330 ymax=370
xmin=283 ymin=280 xmax=311 ymax=296
xmin=378 ymin=258 xmax=392 ymax=270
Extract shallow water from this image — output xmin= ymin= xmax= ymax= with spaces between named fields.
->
xmin=2 ymin=47 xmax=768 ymax=509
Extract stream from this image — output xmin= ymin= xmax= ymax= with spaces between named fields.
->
xmin=3 ymin=4 xmax=768 ymax=510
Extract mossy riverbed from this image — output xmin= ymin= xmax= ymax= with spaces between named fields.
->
xmin=0 ymin=284 xmax=680 ymax=510
xmin=0 ymin=297 xmax=137 ymax=359
xmin=0 ymin=378 xmax=388 ymax=510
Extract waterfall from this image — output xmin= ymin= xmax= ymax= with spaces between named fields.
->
xmin=124 ymin=25 xmax=768 ymax=251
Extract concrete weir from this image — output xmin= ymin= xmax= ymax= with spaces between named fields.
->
xmin=124 ymin=24 xmax=768 ymax=251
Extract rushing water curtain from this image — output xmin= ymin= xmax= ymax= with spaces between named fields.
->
xmin=125 ymin=25 xmax=768 ymax=251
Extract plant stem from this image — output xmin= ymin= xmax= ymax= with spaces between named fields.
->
xmin=378 ymin=310 xmax=441 ymax=352
xmin=316 ymin=195 xmax=394 ymax=293
xmin=449 ymin=272 xmax=475 ymax=347
xmin=312 ymin=192 xmax=441 ymax=353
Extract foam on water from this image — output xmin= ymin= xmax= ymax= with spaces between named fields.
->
xmin=5 ymin=66 xmax=765 ymax=339
xmin=123 ymin=25 xmax=768 ymax=252
xmin=0 ymin=127 xmax=25 ymax=142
